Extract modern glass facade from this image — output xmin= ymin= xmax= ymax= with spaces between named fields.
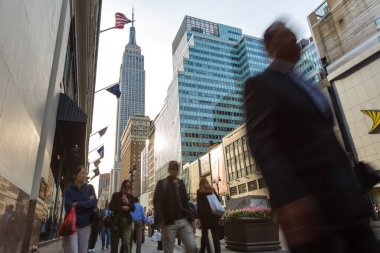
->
xmin=295 ymin=39 xmax=323 ymax=85
xmin=154 ymin=16 xmax=271 ymax=171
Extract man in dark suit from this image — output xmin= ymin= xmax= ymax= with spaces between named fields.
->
xmin=244 ymin=21 xmax=380 ymax=253
xmin=153 ymin=161 xmax=197 ymax=253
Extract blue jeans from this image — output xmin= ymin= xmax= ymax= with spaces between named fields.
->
xmin=101 ymin=226 xmax=111 ymax=248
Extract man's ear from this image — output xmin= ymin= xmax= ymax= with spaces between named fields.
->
xmin=266 ymin=46 xmax=275 ymax=59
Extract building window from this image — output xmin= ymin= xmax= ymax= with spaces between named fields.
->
xmin=247 ymin=180 xmax=258 ymax=191
xmin=375 ymin=17 xmax=380 ymax=27
xmin=230 ymin=186 xmax=238 ymax=196
xmin=258 ymin=178 xmax=266 ymax=189
xmin=238 ymin=183 xmax=247 ymax=194
xmin=315 ymin=1 xmax=329 ymax=21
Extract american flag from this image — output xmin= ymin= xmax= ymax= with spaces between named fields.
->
xmin=115 ymin=12 xmax=131 ymax=29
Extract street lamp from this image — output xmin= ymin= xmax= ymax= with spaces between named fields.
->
xmin=213 ymin=177 xmax=222 ymax=195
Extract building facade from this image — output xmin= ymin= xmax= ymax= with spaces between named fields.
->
xmin=182 ymin=124 xmax=270 ymax=209
xmin=0 ymin=0 xmax=101 ymax=251
xmin=98 ymin=173 xmax=110 ymax=198
xmin=308 ymin=0 xmax=380 ymax=211
xmin=222 ymin=125 xmax=269 ymax=207
xmin=183 ymin=143 xmax=228 ymax=201
xmin=141 ymin=146 xmax=149 ymax=194
xmin=109 ymin=169 xmax=115 ymax=200
xmin=114 ymin=16 xmax=145 ymax=195
xmin=154 ymin=16 xmax=271 ymax=175
xmin=295 ymin=38 xmax=324 ymax=85
xmin=147 ymin=124 xmax=156 ymax=209
xmin=98 ymin=187 xmax=110 ymax=209
xmin=120 ymin=115 xmax=150 ymax=196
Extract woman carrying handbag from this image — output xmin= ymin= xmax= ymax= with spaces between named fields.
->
xmin=109 ymin=179 xmax=135 ymax=253
xmin=63 ymin=165 xmax=97 ymax=253
xmin=196 ymin=178 xmax=221 ymax=253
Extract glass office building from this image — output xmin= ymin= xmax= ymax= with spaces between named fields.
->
xmin=295 ymin=39 xmax=323 ymax=85
xmin=154 ymin=16 xmax=271 ymax=171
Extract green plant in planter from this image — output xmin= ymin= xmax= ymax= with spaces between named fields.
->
xmin=222 ymin=207 xmax=281 ymax=252
xmin=222 ymin=207 xmax=272 ymax=221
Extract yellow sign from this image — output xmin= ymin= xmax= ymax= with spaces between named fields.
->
xmin=361 ymin=110 xmax=380 ymax=134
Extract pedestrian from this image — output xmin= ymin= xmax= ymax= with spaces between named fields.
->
xmin=109 ymin=179 xmax=135 ymax=253
xmin=88 ymin=206 xmax=101 ymax=252
xmin=63 ymin=165 xmax=97 ymax=253
xmin=130 ymin=196 xmax=146 ymax=253
xmin=101 ymin=201 xmax=111 ymax=250
xmin=243 ymin=20 xmax=380 ymax=253
xmin=153 ymin=160 xmax=197 ymax=253
xmin=147 ymin=212 xmax=155 ymax=237
xmin=0 ymin=205 xmax=15 ymax=253
xmin=197 ymin=178 xmax=221 ymax=253
xmin=39 ymin=218 xmax=47 ymax=242
xmin=188 ymin=197 xmax=197 ymax=234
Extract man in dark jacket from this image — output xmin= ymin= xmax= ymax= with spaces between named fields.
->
xmin=243 ymin=20 xmax=380 ymax=253
xmin=88 ymin=206 xmax=101 ymax=252
xmin=153 ymin=161 xmax=197 ymax=253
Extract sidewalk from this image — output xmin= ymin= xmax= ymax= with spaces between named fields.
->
xmin=39 ymin=221 xmax=380 ymax=252
xmin=39 ymin=230 xmax=287 ymax=253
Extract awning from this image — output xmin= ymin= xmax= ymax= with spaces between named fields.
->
xmin=50 ymin=93 xmax=88 ymax=188
xmin=57 ymin=93 xmax=87 ymax=123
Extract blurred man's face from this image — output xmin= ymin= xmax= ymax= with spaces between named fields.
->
xmin=169 ymin=167 xmax=179 ymax=178
xmin=268 ymin=26 xmax=300 ymax=64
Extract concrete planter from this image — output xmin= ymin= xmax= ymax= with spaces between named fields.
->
xmin=224 ymin=217 xmax=281 ymax=252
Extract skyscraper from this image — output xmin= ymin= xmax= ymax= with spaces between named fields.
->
xmin=98 ymin=173 xmax=110 ymax=197
xmin=154 ymin=16 xmax=271 ymax=174
xmin=120 ymin=115 xmax=150 ymax=196
xmin=295 ymin=38 xmax=323 ymax=86
xmin=113 ymin=11 xmax=145 ymax=193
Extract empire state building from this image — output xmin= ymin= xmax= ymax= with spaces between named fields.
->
xmin=113 ymin=11 xmax=145 ymax=193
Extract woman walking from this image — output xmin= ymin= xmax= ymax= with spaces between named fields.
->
xmin=109 ymin=179 xmax=135 ymax=253
xmin=197 ymin=178 xmax=221 ymax=253
xmin=88 ymin=206 xmax=101 ymax=252
xmin=63 ymin=165 xmax=97 ymax=253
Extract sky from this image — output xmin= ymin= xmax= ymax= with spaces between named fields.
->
xmin=88 ymin=0 xmax=323 ymax=194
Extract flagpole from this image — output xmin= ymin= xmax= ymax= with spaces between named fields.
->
xmin=98 ymin=26 xmax=117 ymax=34
xmin=89 ymin=158 xmax=101 ymax=164
xmin=88 ymin=143 xmax=105 ymax=154
xmin=90 ymin=125 xmax=110 ymax=137
xmin=95 ymin=82 xmax=119 ymax=94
